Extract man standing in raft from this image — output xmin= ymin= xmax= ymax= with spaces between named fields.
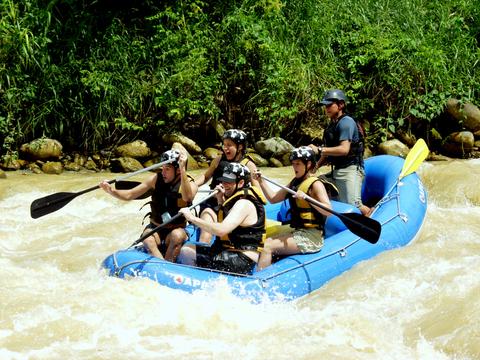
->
xmin=179 ymin=163 xmax=266 ymax=274
xmin=100 ymin=149 xmax=198 ymax=262
xmin=310 ymin=89 xmax=371 ymax=216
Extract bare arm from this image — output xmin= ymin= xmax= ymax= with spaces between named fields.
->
xmin=311 ymin=140 xmax=351 ymax=169
xmin=307 ymin=180 xmax=332 ymax=217
xmin=245 ymin=160 xmax=260 ymax=188
xmin=99 ymin=173 xmax=156 ymax=200
xmin=194 ymin=155 xmax=221 ymax=187
xmin=252 ymin=171 xmax=288 ymax=203
xmin=178 ymin=152 xmax=198 ymax=203
xmin=180 ymin=199 xmax=255 ymax=237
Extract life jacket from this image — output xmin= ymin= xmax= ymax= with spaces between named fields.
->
xmin=216 ymin=185 xmax=267 ymax=251
xmin=323 ymin=114 xmax=365 ymax=169
xmin=144 ymin=173 xmax=194 ymax=228
xmin=288 ymin=176 xmax=326 ymax=230
xmin=210 ymin=154 xmax=255 ymax=189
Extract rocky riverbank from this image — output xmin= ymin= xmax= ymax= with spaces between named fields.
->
xmin=1 ymin=98 xmax=479 ymax=178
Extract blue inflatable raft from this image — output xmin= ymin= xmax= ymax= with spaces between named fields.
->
xmin=102 ymin=155 xmax=427 ymax=302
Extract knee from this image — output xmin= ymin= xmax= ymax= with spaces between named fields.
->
xmin=177 ymin=245 xmax=196 ymax=265
xmin=169 ymin=228 xmax=186 ymax=246
xmin=143 ymin=236 xmax=157 ymax=248
xmin=262 ymin=239 xmax=274 ymax=253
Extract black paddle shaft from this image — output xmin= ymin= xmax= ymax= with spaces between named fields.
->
xmin=128 ymin=190 xmax=219 ymax=248
xmin=262 ymin=176 xmax=381 ymax=244
xmin=30 ymin=159 xmax=175 ymax=219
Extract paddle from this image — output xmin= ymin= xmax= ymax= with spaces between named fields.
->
xmin=115 ymin=181 xmax=213 ymax=200
xmin=114 ymin=180 xmax=152 ymax=199
xmin=384 ymin=138 xmax=430 ymax=197
xmin=30 ymin=159 xmax=174 ymax=219
xmin=261 ymin=176 xmax=381 ymax=244
xmin=399 ymin=138 xmax=429 ymax=179
xmin=128 ymin=190 xmax=219 ymax=248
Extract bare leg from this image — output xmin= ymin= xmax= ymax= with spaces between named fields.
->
xmin=142 ymin=232 xmax=164 ymax=259
xmin=198 ymin=208 xmax=217 ymax=244
xmin=164 ymin=228 xmax=188 ymax=262
xmin=257 ymin=234 xmax=300 ymax=270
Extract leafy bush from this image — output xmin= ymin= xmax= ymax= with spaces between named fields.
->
xmin=0 ymin=0 xmax=478 ymax=156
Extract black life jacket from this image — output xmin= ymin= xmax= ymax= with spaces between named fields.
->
xmin=323 ymin=114 xmax=365 ymax=169
xmin=287 ymin=176 xmax=326 ymax=230
xmin=216 ymin=186 xmax=267 ymax=251
xmin=209 ymin=154 xmax=255 ymax=189
xmin=145 ymin=173 xmax=194 ymax=228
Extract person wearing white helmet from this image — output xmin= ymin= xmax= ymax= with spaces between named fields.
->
xmin=253 ymin=146 xmax=332 ymax=270
xmin=179 ymin=162 xmax=267 ymax=274
xmin=99 ymin=149 xmax=198 ymax=261
xmin=194 ymin=129 xmax=259 ymax=245
xmin=310 ymin=89 xmax=371 ymax=216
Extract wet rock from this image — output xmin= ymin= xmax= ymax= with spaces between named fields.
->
xmin=115 ymin=140 xmax=151 ymax=159
xmin=213 ymin=121 xmax=226 ymax=139
xmin=280 ymin=152 xmax=291 ymax=166
xmin=110 ymin=157 xmax=144 ymax=172
xmin=203 ymin=147 xmax=221 ymax=161
xmin=442 ymin=131 xmax=475 ymax=157
xmin=84 ymin=158 xmax=99 ymax=171
xmin=171 ymin=142 xmax=200 ymax=170
xmin=0 ymin=169 xmax=6 ymax=178
xmin=1 ymin=156 xmax=25 ymax=170
xmin=247 ymin=152 xmax=269 ymax=167
xmin=27 ymin=163 xmax=42 ymax=174
xmin=20 ymin=138 xmax=62 ymax=160
xmin=64 ymin=162 xmax=82 ymax=171
xmin=429 ymin=153 xmax=452 ymax=161
xmin=396 ymin=130 xmax=417 ymax=147
xmin=463 ymin=102 xmax=480 ymax=133
xmin=377 ymin=139 xmax=410 ymax=157
xmin=268 ymin=158 xmax=284 ymax=167
xmin=42 ymin=161 xmax=64 ymax=174
xmin=163 ymin=133 xmax=202 ymax=154
xmin=254 ymin=137 xmax=294 ymax=159
xmin=446 ymin=98 xmax=464 ymax=122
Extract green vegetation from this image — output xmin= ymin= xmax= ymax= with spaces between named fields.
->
xmin=1 ymin=0 xmax=479 ymax=157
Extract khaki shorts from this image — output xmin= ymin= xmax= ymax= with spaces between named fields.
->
xmin=293 ymin=228 xmax=324 ymax=253
xmin=330 ymin=165 xmax=365 ymax=209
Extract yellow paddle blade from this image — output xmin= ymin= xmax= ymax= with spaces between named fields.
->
xmin=399 ymin=138 xmax=429 ymax=179
xmin=265 ymin=219 xmax=292 ymax=237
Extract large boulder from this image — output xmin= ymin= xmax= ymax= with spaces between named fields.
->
xmin=171 ymin=142 xmax=200 ymax=170
xmin=442 ymin=131 xmax=475 ymax=157
xmin=463 ymin=102 xmax=480 ymax=133
xmin=115 ymin=140 xmax=151 ymax=158
xmin=20 ymin=138 xmax=62 ymax=160
xmin=203 ymin=147 xmax=221 ymax=161
xmin=446 ymin=98 xmax=464 ymax=121
xmin=162 ymin=133 xmax=202 ymax=154
xmin=247 ymin=152 xmax=269 ymax=167
xmin=110 ymin=157 xmax=144 ymax=172
xmin=254 ymin=137 xmax=294 ymax=159
xmin=42 ymin=161 xmax=64 ymax=174
xmin=377 ymin=139 xmax=410 ymax=157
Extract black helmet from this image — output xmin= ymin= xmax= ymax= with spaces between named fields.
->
xmin=222 ymin=129 xmax=247 ymax=146
xmin=290 ymin=146 xmax=316 ymax=163
xmin=218 ymin=162 xmax=251 ymax=184
xmin=320 ymin=89 xmax=347 ymax=106
xmin=160 ymin=149 xmax=181 ymax=167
